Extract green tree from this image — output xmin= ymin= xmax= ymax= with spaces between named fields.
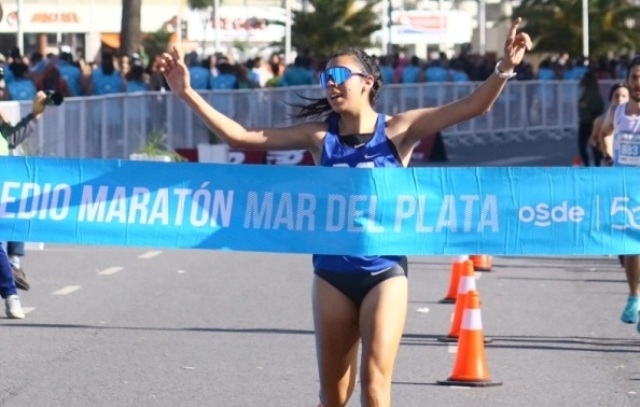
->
xmin=188 ymin=0 xmax=215 ymax=9
xmin=142 ymin=29 xmax=173 ymax=63
xmin=120 ymin=0 xmax=142 ymax=56
xmin=514 ymin=0 xmax=640 ymax=57
xmin=291 ymin=0 xmax=381 ymax=59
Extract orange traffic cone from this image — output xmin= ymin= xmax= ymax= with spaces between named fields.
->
xmin=470 ymin=255 xmax=492 ymax=272
xmin=439 ymin=256 xmax=468 ymax=304
xmin=438 ymin=260 xmax=476 ymax=343
xmin=437 ymin=290 xmax=502 ymax=387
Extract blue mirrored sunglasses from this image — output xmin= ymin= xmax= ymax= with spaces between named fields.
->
xmin=320 ymin=66 xmax=369 ymax=88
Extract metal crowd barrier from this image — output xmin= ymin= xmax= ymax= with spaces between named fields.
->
xmin=2 ymin=80 xmax=612 ymax=160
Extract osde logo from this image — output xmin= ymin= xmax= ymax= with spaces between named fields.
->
xmin=518 ymin=201 xmax=585 ymax=227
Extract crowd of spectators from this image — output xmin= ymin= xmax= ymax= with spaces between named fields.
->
xmin=0 ymin=44 xmax=633 ymax=102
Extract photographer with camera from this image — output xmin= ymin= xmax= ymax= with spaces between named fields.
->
xmin=0 ymin=90 xmax=51 ymax=317
xmin=33 ymin=55 xmax=71 ymax=100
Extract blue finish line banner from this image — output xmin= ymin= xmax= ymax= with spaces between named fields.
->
xmin=1 ymin=156 xmax=639 ymax=255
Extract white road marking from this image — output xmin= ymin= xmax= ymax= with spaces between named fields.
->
xmin=52 ymin=285 xmax=81 ymax=295
xmin=98 ymin=266 xmax=123 ymax=276
xmin=481 ymin=155 xmax=547 ymax=166
xmin=138 ymin=251 xmax=162 ymax=259
xmin=448 ymin=344 xmax=458 ymax=354
xmin=22 ymin=307 xmax=36 ymax=315
xmin=177 ymin=269 xmax=186 ymax=274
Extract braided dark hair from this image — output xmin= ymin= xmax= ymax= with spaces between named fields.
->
xmin=293 ymin=48 xmax=383 ymax=119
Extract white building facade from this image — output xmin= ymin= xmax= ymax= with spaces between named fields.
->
xmin=0 ymin=0 xmax=510 ymax=61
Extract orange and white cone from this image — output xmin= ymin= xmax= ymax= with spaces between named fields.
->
xmin=438 ymin=260 xmax=476 ymax=343
xmin=439 ymin=255 xmax=468 ymax=304
xmin=470 ymin=255 xmax=492 ymax=272
xmin=437 ymin=290 xmax=502 ymax=387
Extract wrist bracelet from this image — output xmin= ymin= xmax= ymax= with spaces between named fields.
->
xmin=494 ymin=60 xmax=517 ymax=79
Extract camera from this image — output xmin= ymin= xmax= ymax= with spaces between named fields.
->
xmin=45 ymin=90 xmax=64 ymax=106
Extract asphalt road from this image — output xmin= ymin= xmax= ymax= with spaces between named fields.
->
xmin=2 ymin=133 xmax=639 ymax=407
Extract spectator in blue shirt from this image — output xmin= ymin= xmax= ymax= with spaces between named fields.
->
xmin=424 ymin=57 xmax=449 ymax=83
xmin=90 ymin=51 xmax=124 ymax=95
xmin=185 ymin=51 xmax=209 ymax=90
xmin=210 ymin=58 xmax=237 ymax=89
xmin=449 ymin=59 xmax=469 ymax=82
xmin=6 ymin=62 xmax=36 ymax=101
xmin=125 ymin=59 xmax=148 ymax=93
xmin=89 ymin=51 xmax=124 ymax=157
xmin=57 ymin=47 xmax=83 ymax=96
xmin=280 ymin=55 xmax=315 ymax=87
xmin=378 ymin=55 xmax=395 ymax=85
xmin=400 ymin=55 xmax=421 ymax=84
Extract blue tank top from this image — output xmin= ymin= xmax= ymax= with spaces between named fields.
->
xmin=312 ymin=113 xmax=404 ymax=273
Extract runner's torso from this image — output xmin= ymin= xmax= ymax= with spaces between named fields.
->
xmin=613 ymin=103 xmax=640 ymax=167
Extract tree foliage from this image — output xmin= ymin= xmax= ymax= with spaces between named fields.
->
xmin=141 ymin=29 xmax=173 ymax=62
xmin=291 ymin=0 xmax=381 ymax=59
xmin=513 ymin=0 xmax=640 ymax=57
xmin=188 ymin=0 xmax=215 ymax=10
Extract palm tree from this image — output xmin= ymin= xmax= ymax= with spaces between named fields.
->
xmin=188 ymin=0 xmax=216 ymax=9
xmin=291 ymin=0 xmax=381 ymax=59
xmin=120 ymin=0 xmax=142 ymax=57
xmin=514 ymin=0 xmax=640 ymax=57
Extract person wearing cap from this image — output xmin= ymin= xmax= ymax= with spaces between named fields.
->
xmin=57 ymin=46 xmax=82 ymax=96
xmin=185 ymin=51 xmax=209 ymax=90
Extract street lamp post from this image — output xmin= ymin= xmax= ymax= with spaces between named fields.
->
xmin=16 ymin=0 xmax=24 ymax=53
xmin=582 ymin=0 xmax=589 ymax=58
xmin=478 ymin=0 xmax=486 ymax=55
xmin=56 ymin=0 xmax=62 ymax=46
xmin=214 ymin=0 xmax=220 ymax=52
xmin=176 ymin=0 xmax=183 ymax=44
xmin=285 ymin=0 xmax=292 ymax=64
xmin=387 ymin=0 xmax=393 ymax=55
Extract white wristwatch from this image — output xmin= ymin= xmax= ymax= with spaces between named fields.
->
xmin=494 ymin=60 xmax=517 ymax=79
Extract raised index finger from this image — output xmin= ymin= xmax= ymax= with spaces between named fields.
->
xmin=171 ymin=45 xmax=183 ymax=63
xmin=508 ymin=17 xmax=522 ymax=41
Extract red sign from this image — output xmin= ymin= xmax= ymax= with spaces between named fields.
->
xmin=397 ymin=13 xmax=447 ymax=30
xmin=31 ymin=12 xmax=79 ymax=24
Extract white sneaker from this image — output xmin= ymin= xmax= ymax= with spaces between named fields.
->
xmin=5 ymin=295 xmax=25 ymax=319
